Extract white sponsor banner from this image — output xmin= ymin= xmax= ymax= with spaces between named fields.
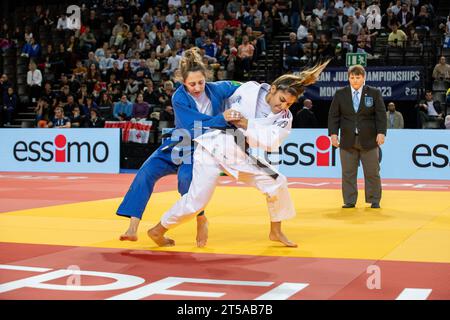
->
xmin=0 ymin=129 xmax=120 ymax=173
xmin=265 ymin=129 xmax=450 ymax=180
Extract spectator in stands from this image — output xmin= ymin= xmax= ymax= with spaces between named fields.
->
xmin=367 ymin=0 xmax=381 ymax=16
xmin=146 ymin=51 xmax=161 ymax=82
xmin=343 ymin=16 xmax=362 ymax=38
xmin=79 ymin=26 xmax=97 ymax=55
xmin=2 ymin=87 xmax=16 ymax=126
xmin=173 ymin=23 xmax=187 ymax=42
xmin=417 ymin=91 xmax=445 ymax=128
xmin=136 ymin=32 xmax=150 ymax=53
xmin=199 ymin=12 xmax=213 ymax=33
xmin=82 ymin=95 xmax=98 ymax=116
xmin=408 ymin=29 xmax=422 ymax=49
xmin=72 ymin=60 xmax=87 ymax=80
xmin=56 ymin=13 xmax=69 ymax=30
xmin=111 ymin=16 xmax=130 ymax=48
xmin=323 ymin=1 xmax=338 ymax=30
xmin=214 ymin=13 xmax=228 ymax=33
xmin=115 ymin=52 xmax=128 ymax=70
xmin=200 ymin=0 xmax=215 ymax=18
xmin=86 ymin=63 xmax=101 ymax=92
xmin=27 ymin=61 xmax=42 ymax=104
xmin=306 ymin=13 xmax=322 ymax=33
xmin=390 ymin=0 xmax=402 ymax=16
xmin=335 ymin=34 xmax=354 ymax=60
xmin=335 ymin=0 xmax=345 ymax=9
xmin=84 ymin=51 xmax=99 ymax=69
xmin=158 ymin=80 xmax=175 ymax=106
xmin=99 ymin=49 xmax=114 ymax=78
xmin=297 ymin=21 xmax=308 ymax=42
xmin=34 ymin=97 xmax=51 ymax=127
xmin=318 ymin=33 xmax=334 ymax=59
xmin=445 ymin=115 xmax=450 ymax=129
xmin=388 ymin=23 xmax=408 ymax=47
xmin=343 ymin=1 xmax=356 ymax=17
xmin=48 ymin=106 xmax=71 ymax=128
xmin=41 ymin=82 xmax=55 ymax=105
xmin=21 ymin=38 xmax=41 ymax=59
xmin=261 ymin=10 xmax=273 ymax=37
xmin=202 ymin=37 xmax=218 ymax=59
xmin=237 ymin=35 xmax=255 ymax=76
xmin=252 ymin=20 xmax=267 ymax=56
xmin=124 ymin=77 xmax=140 ymax=103
xmin=366 ymin=9 xmax=382 ymax=31
xmin=114 ymin=94 xmax=133 ymax=121
xmin=156 ymin=38 xmax=172 ymax=63
xmin=354 ymin=9 xmax=366 ymax=26
xmin=381 ymin=8 xmax=398 ymax=31
xmin=86 ymin=108 xmax=105 ymax=128
xmin=334 ymin=8 xmax=348 ymax=33
xmin=432 ymin=56 xmax=450 ymax=80
xmin=64 ymin=95 xmax=79 ymax=116
xmin=143 ymin=79 xmax=159 ymax=106
xmin=106 ymin=61 xmax=122 ymax=83
xmin=357 ymin=27 xmax=376 ymax=54
xmin=161 ymin=51 xmax=180 ymax=78
xmin=132 ymin=93 xmax=150 ymax=120
xmin=284 ymin=32 xmax=303 ymax=71
xmin=313 ymin=2 xmax=326 ymax=20
xmin=70 ymin=106 xmax=85 ymax=128
xmin=130 ymin=51 xmax=142 ymax=72
xmin=386 ymin=102 xmax=404 ymax=129
xmin=0 ymin=74 xmax=11 ymax=100
xmin=168 ymin=0 xmax=182 ymax=9
xmin=397 ymin=3 xmax=414 ymax=31
xmin=159 ymin=101 xmax=175 ymax=127
xmin=414 ymin=6 xmax=432 ymax=33
xmin=227 ymin=11 xmax=242 ymax=33
xmin=294 ymin=99 xmax=318 ymax=128
xmin=227 ymin=0 xmax=241 ymax=17
xmin=302 ymin=33 xmax=319 ymax=63
xmin=97 ymin=92 xmax=114 ymax=120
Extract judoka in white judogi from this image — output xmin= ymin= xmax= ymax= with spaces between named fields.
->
xmin=160 ymin=81 xmax=296 ymax=229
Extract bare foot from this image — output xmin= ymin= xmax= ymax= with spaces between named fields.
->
xmin=119 ymin=231 xmax=138 ymax=242
xmin=196 ymin=215 xmax=209 ymax=248
xmin=147 ymin=228 xmax=175 ymax=247
xmin=269 ymin=231 xmax=298 ymax=247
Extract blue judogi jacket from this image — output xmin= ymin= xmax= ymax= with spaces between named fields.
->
xmin=163 ymin=80 xmax=240 ymax=159
xmin=172 ymin=81 xmax=240 ymax=132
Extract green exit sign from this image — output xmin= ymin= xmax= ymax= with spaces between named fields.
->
xmin=346 ymin=53 xmax=367 ymax=67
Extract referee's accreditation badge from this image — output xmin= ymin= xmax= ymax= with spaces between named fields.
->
xmin=365 ymin=96 xmax=374 ymax=107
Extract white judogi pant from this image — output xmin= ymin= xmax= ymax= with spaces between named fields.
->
xmin=160 ymin=145 xmax=296 ymax=229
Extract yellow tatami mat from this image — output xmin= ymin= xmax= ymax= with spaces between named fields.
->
xmin=0 ymin=187 xmax=449 ymax=263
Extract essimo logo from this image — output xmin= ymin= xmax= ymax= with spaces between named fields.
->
xmin=13 ymin=134 xmax=109 ymax=163
xmin=266 ymin=136 xmax=337 ymax=167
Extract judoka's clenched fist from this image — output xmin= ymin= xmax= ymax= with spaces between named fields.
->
xmin=223 ymin=109 xmax=242 ymax=122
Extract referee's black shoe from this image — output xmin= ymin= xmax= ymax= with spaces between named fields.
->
xmin=371 ymin=203 xmax=380 ymax=209
xmin=342 ymin=203 xmax=355 ymax=208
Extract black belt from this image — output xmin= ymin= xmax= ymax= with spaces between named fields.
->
xmin=217 ymin=127 xmax=279 ymax=180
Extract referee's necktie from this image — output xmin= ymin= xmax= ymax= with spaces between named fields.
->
xmin=353 ymin=91 xmax=360 ymax=134
xmin=353 ymin=90 xmax=360 ymax=113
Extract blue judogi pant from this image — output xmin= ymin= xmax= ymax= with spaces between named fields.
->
xmin=116 ymin=143 xmax=194 ymax=219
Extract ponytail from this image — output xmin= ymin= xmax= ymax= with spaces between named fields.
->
xmin=179 ymin=47 xmax=209 ymax=81
xmin=271 ymin=59 xmax=331 ymax=97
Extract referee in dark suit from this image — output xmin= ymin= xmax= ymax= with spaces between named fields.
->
xmin=328 ymin=65 xmax=387 ymax=208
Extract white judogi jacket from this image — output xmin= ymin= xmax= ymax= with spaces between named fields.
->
xmin=194 ymin=81 xmax=293 ymax=179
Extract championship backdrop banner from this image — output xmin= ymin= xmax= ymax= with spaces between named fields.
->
xmin=303 ymin=66 xmax=422 ymax=101
xmin=265 ymin=129 xmax=450 ymax=180
xmin=0 ymin=129 xmax=121 ymax=173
